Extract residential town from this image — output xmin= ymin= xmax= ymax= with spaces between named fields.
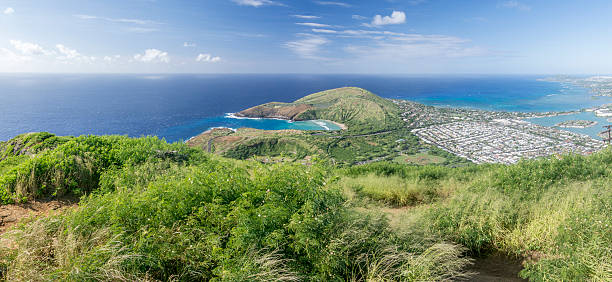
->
xmin=395 ymin=100 xmax=606 ymax=164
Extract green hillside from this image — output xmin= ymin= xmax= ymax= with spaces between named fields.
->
xmin=0 ymin=132 xmax=610 ymax=281
xmin=237 ymin=87 xmax=403 ymax=134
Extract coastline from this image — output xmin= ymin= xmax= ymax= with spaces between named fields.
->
xmin=323 ymin=120 xmax=348 ymax=130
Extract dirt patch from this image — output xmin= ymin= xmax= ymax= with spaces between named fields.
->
xmin=0 ymin=196 xmax=78 ymax=235
xmin=460 ymin=252 xmax=526 ymax=282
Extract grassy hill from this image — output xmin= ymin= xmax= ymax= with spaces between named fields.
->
xmin=237 ymin=87 xmax=403 ymax=134
xmin=186 ymin=87 xmax=453 ymax=165
xmin=0 ymin=132 xmax=610 ymax=281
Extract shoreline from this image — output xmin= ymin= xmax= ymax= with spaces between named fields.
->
xmin=323 ymin=120 xmax=348 ymax=130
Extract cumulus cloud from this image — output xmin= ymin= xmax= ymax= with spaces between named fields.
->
xmin=499 ymin=1 xmax=531 ymax=11
xmin=196 ymin=53 xmax=221 ymax=62
xmin=231 ymin=0 xmax=285 ymax=7
xmin=296 ymin=22 xmax=332 ymax=28
xmin=133 ymin=49 xmax=170 ymax=63
xmin=369 ymin=11 xmax=406 ymax=26
xmin=56 ymin=44 xmax=95 ymax=63
xmin=314 ymin=1 xmax=351 ymax=7
xmin=10 ymin=40 xmax=52 ymax=55
xmin=284 ymin=34 xmax=330 ymax=60
xmin=3 ymin=7 xmax=14 ymax=15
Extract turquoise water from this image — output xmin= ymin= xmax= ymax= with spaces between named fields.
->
xmin=162 ymin=114 xmax=341 ymax=141
xmin=526 ymin=111 xmax=611 ymax=140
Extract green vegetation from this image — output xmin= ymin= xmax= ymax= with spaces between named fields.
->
xmin=0 ymin=133 xmax=196 ymax=204
xmin=238 ymin=87 xmax=404 ymax=134
xmin=0 ymin=133 xmax=471 ymax=281
xmin=393 ymin=153 xmax=446 ymax=166
xmin=338 ymin=150 xmax=612 ymax=281
xmin=1 ymin=132 xmax=611 ymax=281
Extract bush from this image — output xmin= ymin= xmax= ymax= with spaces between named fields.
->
xmin=0 ymin=135 xmax=207 ymax=203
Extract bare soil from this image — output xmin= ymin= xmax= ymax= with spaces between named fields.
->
xmin=0 ymin=196 xmax=78 ymax=235
xmin=461 ymin=252 xmax=527 ymax=282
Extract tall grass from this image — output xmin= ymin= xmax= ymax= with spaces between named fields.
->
xmin=339 ymin=174 xmax=436 ymax=207
xmin=425 ymin=149 xmax=612 ymax=281
xmin=0 ymin=141 xmax=471 ymax=281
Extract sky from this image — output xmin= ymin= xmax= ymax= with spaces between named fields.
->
xmin=1 ymin=0 xmax=612 ymax=74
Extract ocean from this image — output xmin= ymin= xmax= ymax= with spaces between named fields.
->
xmin=2 ymin=74 xmax=611 ymax=142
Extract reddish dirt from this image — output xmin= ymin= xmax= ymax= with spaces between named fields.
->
xmin=0 ymin=197 xmax=78 ymax=235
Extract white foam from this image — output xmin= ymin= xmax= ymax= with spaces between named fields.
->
xmin=312 ymin=120 xmax=331 ymax=130
xmin=224 ymin=113 xmax=288 ymax=121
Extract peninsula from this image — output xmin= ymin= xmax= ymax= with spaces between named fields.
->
xmin=188 ymin=87 xmax=606 ymax=165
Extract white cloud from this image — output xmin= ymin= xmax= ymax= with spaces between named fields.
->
xmin=369 ymin=11 xmax=406 ymax=26
xmin=284 ymin=34 xmax=330 ymax=60
xmin=314 ymin=1 xmax=351 ymax=7
xmin=9 ymin=40 xmax=52 ymax=55
xmin=0 ymin=48 xmax=31 ymax=63
xmin=352 ymin=15 xmax=367 ymax=20
xmin=74 ymin=14 xmax=158 ymax=25
xmin=499 ymin=1 xmax=531 ymax=11
xmin=345 ymin=33 xmax=487 ymax=60
xmin=196 ymin=53 xmax=221 ymax=63
xmin=312 ymin=29 xmax=337 ymax=34
xmin=183 ymin=42 xmax=197 ymax=47
xmin=133 ymin=49 xmax=170 ymax=63
xmin=56 ymin=44 xmax=95 ymax=63
xmin=292 ymin=15 xmax=320 ymax=19
xmin=296 ymin=22 xmax=332 ymax=28
xmin=103 ymin=55 xmax=121 ymax=62
xmin=3 ymin=7 xmax=15 ymax=15
xmin=231 ymin=0 xmax=285 ymax=7
xmin=56 ymin=44 xmax=80 ymax=60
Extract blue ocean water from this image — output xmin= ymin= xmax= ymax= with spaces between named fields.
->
xmin=526 ymin=112 xmax=611 ymax=140
xmin=1 ymin=74 xmax=611 ymax=142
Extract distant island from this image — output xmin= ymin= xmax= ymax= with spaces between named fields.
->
xmin=555 ymin=120 xmax=598 ymax=128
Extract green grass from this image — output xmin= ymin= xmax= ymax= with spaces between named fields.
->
xmin=394 ymin=153 xmax=447 ymax=165
xmin=2 ymin=132 xmax=611 ymax=281
xmin=243 ymin=87 xmax=404 ymax=134
xmin=340 ymin=150 xmax=612 ymax=281
xmin=0 ymin=134 xmax=471 ymax=281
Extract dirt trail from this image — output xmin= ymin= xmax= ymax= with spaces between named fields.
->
xmin=0 ymin=197 xmax=78 ymax=235
xmin=381 ymin=206 xmax=526 ymax=282
xmin=462 ymin=252 xmax=526 ymax=282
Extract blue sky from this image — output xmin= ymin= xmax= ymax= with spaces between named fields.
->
xmin=1 ymin=0 xmax=611 ymax=74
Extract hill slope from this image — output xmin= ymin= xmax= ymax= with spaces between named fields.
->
xmin=236 ymin=87 xmax=403 ymax=133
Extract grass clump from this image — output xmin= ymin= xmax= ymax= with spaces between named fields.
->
xmin=0 ymin=134 xmax=205 ymax=204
